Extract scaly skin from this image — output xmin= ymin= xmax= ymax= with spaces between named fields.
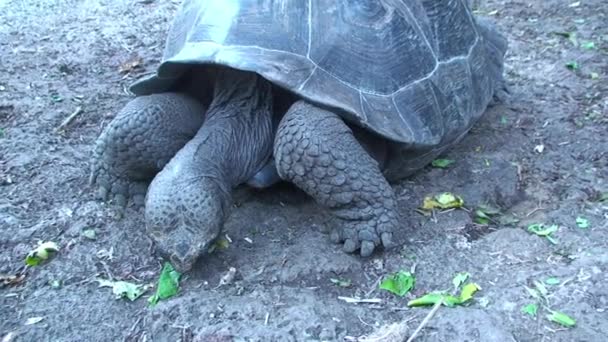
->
xmin=90 ymin=93 xmax=207 ymax=207
xmin=145 ymin=69 xmax=274 ymax=272
xmin=274 ymin=101 xmax=396 ymax=257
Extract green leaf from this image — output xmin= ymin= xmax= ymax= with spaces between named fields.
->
xmin=452 ymin=272 xmax=470 ymax=290
xmin=98 ymin=279 xmax=148 ymax=301
xmin=575 ymin=216 xmax=589 ymax=229
xmin=474 ymin=205 xmax=501 ymax=225
xmin=522 ymin=303 xmax=538 ymax=317
xmin=527 ymin=223 xmax=558 ymax=237
xmin=431 ymin=159 xmax=455 ymax=169
xmin=379 ymin=271 xmax=415 ymax=297
xmin=408 ymin=282 xmax=480 ymax=308
xmin=330 ymin=278 xmax=352 ymax=288
xmin=459 ymin=283 xmax=481 ymax=303
xmin=407 ymin=293 xmax=459 ymax=307
xmin=581 ymin=41 xmax=595 ymax=50
xmin=565 ymin=61 xmax=579 ymax=71
xmin=422 ymin=192 xmax=464 ymax=210
xmin=25 ymin=241 xmax=59 ymax=266
xmin=82 ymin=229 xmax=96 ymax=240
xmin=148 ymin=263 xmax=181 ymax=306
xmin=545 ymin=277 xmax=560 ymax=285
xmin=547 ymin=310 xmax=576 ymax=328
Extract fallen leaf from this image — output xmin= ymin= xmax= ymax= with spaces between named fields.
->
xmin=148 ymin=263 xmax=181 ymax=306
xmin=565 ymin=61 xmax=580 ymax=71
xmin=459 ymin=283 xmax=481 ymax=303
xmin=527 ymin=223 xmax=559 ymax=244
xmin=408 ymin=282 xmax=480 ymax=307
xmin=547 ymin=310 xmax=576 ymax=327
xmin=379 ymin=271 xmax=415 ymax=297
xmin=522 ymin=303 xmax=538 ymax=317
xmin=575 ymin=216 xmax=589 ymax=229
xmin=431 ymin=159 xmax=455 ymax=169
xmin=407 ymin=293 xmax=458 ymax=307
xmin=24 ymin=317 xmax=44 ymax=325
xmin=452 ymin=272 xmax=470 ymax=290
xmin=582 ymin=41 xmax=595 ymax=49
xmin=97 ymin=279 xmax=148 ymax=301
xmin=25 ymin=241 xmax=59 ymax=266
xmin=422 ymin=192 xmax=464 ymax=211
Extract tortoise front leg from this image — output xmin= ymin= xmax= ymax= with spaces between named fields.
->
xmin=274 ymin=101 xmax=396 ymax=257
xmin=89 ymin=93 xmax=206 ymax=207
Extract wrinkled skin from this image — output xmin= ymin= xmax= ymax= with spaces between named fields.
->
xmin=91 ymin=68 xmax=398 ymax=271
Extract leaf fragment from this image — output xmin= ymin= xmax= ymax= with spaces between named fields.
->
xmin=25 ymin=241 xmax=59 ymax=266
xmin=522 ymin=303 xmax=538 ymax=317
xmin=527 ymin=223 xmax=557 ymax=236
xmin=582 ymin=41 xmax=596 ymax=50
xmin=148 ymin=263 xmax=181 ymax=306
xmin=422 ymin=192 xmax=464 ymax=211
xmin=25 ymin=317 xmax=44 ymax=325
xmin=547 ymin=310 xmax=576 ymax=327
xmin=431 ymin=159 xmax=455 ymax=169
xmin=459 ymin=283 xmax=481 ymax=303
xmin=379 ymin=271 xmax=415 ymax=297
xmin=97 ymin=279 xmax=148 ymax=301
xmin=565 ymin=61 xmax=580 ymax=71
xmin=452 ymin=272 xmax=470 ymax=290
xmin=545 ymin=277 xmax=560 ymax=285
xmin=575 ymin=216 xmax=589 ymax=229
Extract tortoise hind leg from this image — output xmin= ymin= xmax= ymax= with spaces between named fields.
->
xmin=274 ymin=101 xmax=396 ymax=257
xmin=90 ymin=93 xmax=206 ymax=207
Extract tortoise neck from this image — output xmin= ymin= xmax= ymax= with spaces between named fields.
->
xmin=190 ymin=68 xmax=275 ymax=187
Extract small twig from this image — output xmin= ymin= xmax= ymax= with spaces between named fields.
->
xmin=405 ymin=300 xmax=442 ymax=342
xmin=56 ymin=106 xmax=83 ymax=132
xmin=264 ymin=312 xmax=270 ymax=325
xmin=337 ymin=296 xmax=382 ymax=304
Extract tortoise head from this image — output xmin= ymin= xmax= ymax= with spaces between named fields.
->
xmin=145 ymin=168 xmax=228 ymax=273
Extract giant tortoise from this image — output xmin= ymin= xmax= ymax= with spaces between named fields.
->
xmin=90 ymin=0 xmax=508 ymax=272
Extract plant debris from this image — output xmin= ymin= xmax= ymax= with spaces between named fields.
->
xmin=379 ymin=271 xmax=415 ymax=297
xmin=527 ymin=223 xmax=559 ymax=244
xmin=25 ymin=241 xmax=59 ymax=266
xmin=431 ymin=159 xmax=455 ymax=169
xmin=97 ymin=279 xmax=149 ymax=301
xmin=0 ymin=273 xmax=26 ymax=287
xmin=148 ymin=263 xmax=181 ymax=306
xmin=522 ymin=303 xmax=538 ymax=317
xmin=547 ymin=310 xmax=576 ymax=328
xmin=421 ymin=192 xmax=464 ymax=211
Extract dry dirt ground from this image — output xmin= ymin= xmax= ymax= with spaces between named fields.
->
xmin=1 ymin=0 xmax=607 ymax=341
